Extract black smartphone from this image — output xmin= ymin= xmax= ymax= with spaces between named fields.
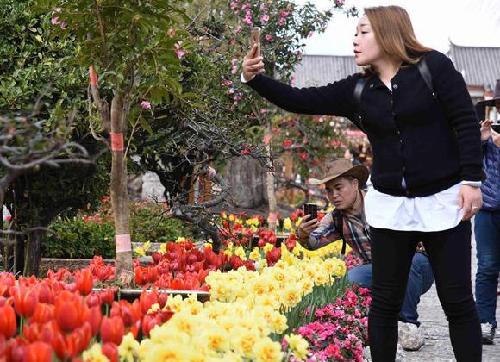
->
xmin=303 ymin=203 xmax=318 ymax=220
xmin=492 ymin=122 xmax=500 ymax=133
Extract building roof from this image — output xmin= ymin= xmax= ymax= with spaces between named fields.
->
xmin=293 ymin=44 xmax=500 ymax=90
xmin=448 ymin=42 xmax=500 ymax=88
xmin=292 ymin=54 xmax=359 ymax=87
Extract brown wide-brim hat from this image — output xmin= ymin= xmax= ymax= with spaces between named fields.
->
xmin=309 ymin=159 xmax=369 ymax=187
xmin=477 ymin=79 xmax=500 ymax=107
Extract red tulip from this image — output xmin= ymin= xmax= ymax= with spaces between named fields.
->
xmin=86 ymin=293 xmax=101 ymax=308
xmin=31 ymin=303 xmax=54 ymax=324
xmin=0 ymin=273 xmax=16 ymax=297
xmin=141 ymin=314 xmax=161 ymax=337
xmin=158 ymin=292 xmax=168 ymax=308
xmin=75 ymin=268 xmax=93 ymax=296
xmin=37 ymin=282 xmax=54 ymax=304
xmin=10 ymin=285 xmax=38 ymax=318
xmin=139 ymin=290 xmax=158 ymax=315
xmin=134 ymin=266 xmax=147 ymax=285
xmin=110 ymin=300 xmax=141 ymax=330
xmin=88 ymin=306 xmax=102 ymax=336
xmin=24 ymin=341 xmax=53 ymax=362
xmin=102 ymin=342 xmax=118 ymax=362
xmin=0 ymin=303 xmax=16 ymax=338
xmin=54 ymin=291 xmax=87 ymax=333
xmin=265 ymin=247 xmax=281 ymax=267
xmin=51 ymin=331 xmax=77 ymax=361
xmin=99 ymin=288 xmax=116 ymax=305
xmin=100 ymin=316 xmax=124 ymax=346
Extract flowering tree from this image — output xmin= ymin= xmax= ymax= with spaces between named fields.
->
xmin=38 ymin=0 xmax=191 ymax=283
xmin=216 ymin=0 xmax=356 ymax=212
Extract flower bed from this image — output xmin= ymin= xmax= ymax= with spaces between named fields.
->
xmin=1 ymin=209 xmax=371 ymax=361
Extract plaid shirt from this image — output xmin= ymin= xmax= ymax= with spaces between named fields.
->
xmin=305 ymin=205 xmax=372 ymax=264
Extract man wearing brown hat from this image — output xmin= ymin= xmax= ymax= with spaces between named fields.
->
xmin=297 ymin=159 xmax=435 ymax=351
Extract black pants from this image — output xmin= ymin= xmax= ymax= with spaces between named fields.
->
xmin=368 ymin=221 xmax=482 ymax=361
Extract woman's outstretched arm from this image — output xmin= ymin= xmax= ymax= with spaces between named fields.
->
xmin=242 ymin=44 xmax=358 ymax=118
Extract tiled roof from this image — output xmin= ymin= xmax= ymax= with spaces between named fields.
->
xmin=292 ymin=54 xmax=359 ymax=87
xmin=294 ymin=44 xmax=500 ymax=90
xmin=448 ymin=42 xmax=500 ymax=88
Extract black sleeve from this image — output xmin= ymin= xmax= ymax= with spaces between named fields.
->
xmin=426 ymin=51 xmax=483 ymax=181
xmin=245 ymin=73 xmax=359 ymax=119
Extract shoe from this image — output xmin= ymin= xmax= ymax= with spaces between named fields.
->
xmin=481 ymin=322 xmax=496 ymax=345
xmin=398 ymin=321 xmax=424 ymax=351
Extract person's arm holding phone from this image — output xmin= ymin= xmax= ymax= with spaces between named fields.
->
xmin=241 ymin=30 xmax=357 ymax=118
xmin=297 ymin=212 xmax=342 ymax=251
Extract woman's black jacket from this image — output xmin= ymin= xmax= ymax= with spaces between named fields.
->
xmin=245 ymin=50 xmax=483 ymax=197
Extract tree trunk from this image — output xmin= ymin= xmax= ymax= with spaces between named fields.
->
xmin=110 ymin=94 xmax=134 ymax=284
xmin=23 ymin=230 xmax=41 ymax=276
xmin=264 ymin=120 xmax=278 ymax=228
xmin=226 ymin=157 xmax=266 ymax=209
xmin=15 ymin=233 xmax=25 ymax=274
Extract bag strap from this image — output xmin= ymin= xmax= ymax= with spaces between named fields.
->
xmin=352 ymin=77 xmax=368 ymax=132
xmin=416 ymin=57 xmax=436 ymax=98
xmin=353 ymin=77 xmax=367 ymax=106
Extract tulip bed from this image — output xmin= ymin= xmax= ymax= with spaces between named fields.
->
xmin=0 ymin=212 xmax=370 ymax=361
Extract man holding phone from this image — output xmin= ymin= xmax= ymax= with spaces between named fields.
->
xmin=297 ymin=159 xmax=435 ymax=351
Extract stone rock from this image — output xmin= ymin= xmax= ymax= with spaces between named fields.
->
xmin=398 ymin=321 xmax=425 ymax=351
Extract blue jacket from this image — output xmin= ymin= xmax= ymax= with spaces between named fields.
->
xmin=481 ymin=137 xmax=500 ymax=211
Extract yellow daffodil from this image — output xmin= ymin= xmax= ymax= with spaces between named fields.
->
xmin=254 ymin=338 xmax=284 ymax=362
xmin=285 ymin=334 xmax=310 ymax=360
xmin=82 ymin=343 xmax=109 ymax=362
xmin=283 ymin=217 xmax=292 ymax=231
xmin=118 ymin=332 xmax=140 ymax=362
xmin=133 ymin=246 xmax=146 ymax=257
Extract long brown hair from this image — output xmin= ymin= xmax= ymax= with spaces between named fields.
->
xmin=364 ymin=6 xmax=431 ymax=66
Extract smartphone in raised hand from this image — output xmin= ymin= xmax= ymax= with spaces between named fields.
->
xmin=303 ymin=203 xmax=318 ymax=220
xmin=250 ymin=27 xmax=261 ymax=58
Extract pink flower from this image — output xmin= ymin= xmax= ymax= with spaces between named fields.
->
xmin=51 ymin=16 xmax=60 ymax=25
xmin=260 ymin=14 xmax=270 ymax=23
xmin=265 ymin=34 xmax=273 ymax=42
xmin=244 ymin=15 xmax=253 ymax=26
xmin=140 ymin=101 xmax=151 ymax=110
xmin=174 ymin=42 xmax=186 ymax=59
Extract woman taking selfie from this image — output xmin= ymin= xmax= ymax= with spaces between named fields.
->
xmin=241 ymin=5 xmax=483 ymax=362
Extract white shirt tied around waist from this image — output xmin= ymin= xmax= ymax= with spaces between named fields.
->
xmin=365 ymin=177 xmax=481 ymax=232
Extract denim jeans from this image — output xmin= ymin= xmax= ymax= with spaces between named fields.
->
xmin=475 ymin=209 xmax=500 ymax=328
xmin=347 ymin=252 xmax=434 ymax=326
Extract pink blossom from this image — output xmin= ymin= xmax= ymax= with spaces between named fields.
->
xmin=265 ymin=34 xmax=273 ymax=42
xmin=140 ymin=101 xmax=151 ymax=110
xmin=260 ymin=14 xmax=270 ymax=23
xmin=244 ymin=15 xmax=253 ymax=26
xmin=174 ymin=41 xmax=186 ymax=59
xmin=51 ymin=16 xmax=60 ymax=25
